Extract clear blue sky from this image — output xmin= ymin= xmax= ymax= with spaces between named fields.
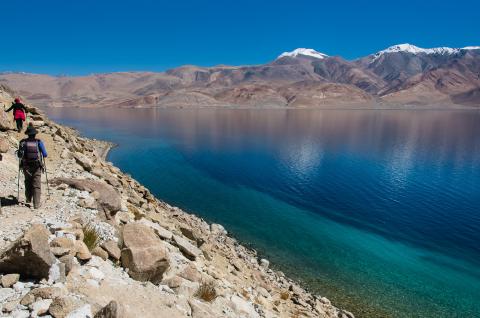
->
xmin=1 ymin=0 xmax=478 ymax=75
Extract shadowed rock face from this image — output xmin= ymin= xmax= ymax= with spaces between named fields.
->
xmin=0 ymin=224 xmax=55 ymax=279
xmin=1 ymin=47 xmax=478 ymax=108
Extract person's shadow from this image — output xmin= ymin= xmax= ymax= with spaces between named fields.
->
xmin=0 ymin=196 xmax=19 ymax=207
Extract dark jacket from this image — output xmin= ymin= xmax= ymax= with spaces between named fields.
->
xmin=5 ymin=102 xmax=27 ymax=120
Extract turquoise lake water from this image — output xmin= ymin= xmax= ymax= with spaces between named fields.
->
xmin=46 ymin=108 xmax=480 ymax=317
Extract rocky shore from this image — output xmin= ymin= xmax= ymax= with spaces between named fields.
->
xmin=0 ymin=86 xmax=353 ymax=318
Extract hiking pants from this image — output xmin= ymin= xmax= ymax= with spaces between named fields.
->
xmin=23 ymin=166 xmax=42 ymax=208
xmin=15 ymin=119 xmax=23 ymax=132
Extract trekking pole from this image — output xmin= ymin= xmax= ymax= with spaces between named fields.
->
xmin=17 ymin=165 xmax=20 ymax=202
xmin=43 ymin=157 xmax=51 ymax=197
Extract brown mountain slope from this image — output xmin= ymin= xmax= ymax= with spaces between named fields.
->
xmin=1 ymin=45 xmax=479 ymax=108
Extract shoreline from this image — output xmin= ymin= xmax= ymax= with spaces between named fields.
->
xmin=1 ymin=86 xmax=354 ymax=317
xmin=39 ymin=103 xmax=480 ymax=111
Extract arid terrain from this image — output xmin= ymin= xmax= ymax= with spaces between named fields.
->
xmin=1 ymin=44 xmax=479 ymax=109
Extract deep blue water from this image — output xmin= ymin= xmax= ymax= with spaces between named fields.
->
xmin=46 ymin=108 xmax=480 ymax=317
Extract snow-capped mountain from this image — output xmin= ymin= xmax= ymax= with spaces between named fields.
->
xmin=278 ymin=48 xmax=328 ymax=60
xmin=1 ymin=44 xmax=479 ymax=108
xmin=371 ymin=43 xmax=480 ymax=61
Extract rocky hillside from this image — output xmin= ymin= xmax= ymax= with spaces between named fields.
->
xmin=1 ymin=44 xmax=479 ymax=108
xmin=0 ymin=88 xmax=353 ymax=317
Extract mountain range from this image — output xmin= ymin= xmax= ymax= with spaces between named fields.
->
xmin=1 ymin=43 xmax=479 ymax=108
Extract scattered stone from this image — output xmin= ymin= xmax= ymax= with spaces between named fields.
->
xmin=30 ymin=298 xmax=53 ymax=317
xmin=0 ymin=139 xmax=9 ymax=153
xmin=10 ymin=309 xmax=30 ymax=318
xmin=1 ymin=273 xmax=20 ymax=288
xmin=78 ymin=196 xmax=96 ymax=209
xmin=229 ymin=295 xmax=259 ymax=318
xmin=51 ymin=247 xmax=71 ymax=257
xmin=0 ymin=287 xmax=15 ymax=303
xmin=65 ymin=304 xmax=92 ymax=318
xmin=100 ymin=240 xmax=121 ymax=260
xmin=121 ymin=222 xmax=169 ymax=283
xmin=178 ymin=263 xmax=202 ymax=282
xmin=74 ymin=240 xmax=92 ymax=261
xmin=51 ymin=178 xmax=121 ymax=219
xmin=138 ymin=219 xmax=173 ymax=240
xmin=260 ymin=259 xmax=270 ymax=270
xmin=0 ymin=224 xmax=55 ymax=279
xmin=21 ymin=287 xmax=66 ymax=306
xmin=60 ymin=148 xmax=73 ymax=160
xmin=210 ymin=223 xmax=227 ymax=236
xmin=173 ymin=235 xmax=202 ymax=260
xmin=74 ymin=152 xmax=94 ymax=171
xmin=58 ymin=255 xmax=77 ymax=275
xmin=92 ymin=246 xmax=108 ymax=260
xmin=94 ymin=300 xmax=122 ymax=318
xmin=49 ymin=296 xmax=84 ymax=318
xmin=50 ymin=236 xmax=75 ymax=254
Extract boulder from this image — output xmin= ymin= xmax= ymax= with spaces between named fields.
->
xmin=21 ymin=287 xmax=66 ymax=306
xmin=229 ymin=295 xmax=259 ymax=318
xmin=0 ymin=224 xmax=55 ymax=279
xmin=100 ymin=241 xmax=121 ymax=261
xmin=210 ymin=223 xmax=227 ymax=236
xmin=92 ymin=246 xmax=108 ymax=260
xmin=173 ymin=235 xmax=202 ymax=260
xmin=65 ymin=304 xmax=92 ymax=318
xmin=60 ymin=149 xmax=73 ymax=159
xmin=180 ymin=224 xmax=207 ymax=248
xmin=94 ymin=301 xmax=124 ymax=318
xmin=0 ymin=287 xmax=15 ymax=303
xmin=49 ymin=296 xmax=85 ymax=318
xmin=74 ymin=241 xmax=92 ymax=261
xmin=79 ymin=196 xmax=96 ymax=209
xmin=260 ymin=259 xmax=270 ymax=269
xmin=74 ymin=152 xmax=94 ymax=171
xmin=178 ymin=264 xmax=202 ymax=282
xmin=0 ymin=139 xmax=9 ymax=153
xmin=138 ymin=219 xmax=173 ymax=240
xmin=1 ymin=273 xmax=20 ymax=288
xmin=30 ymin=298 xmax=53 ymax=317
xmin=58 ymin=255 xmax=77 ymax=275
xmin=51 ymin=247 xmax=71 ymax=257
xmin=0 ymin=108 xmax=14 ymax=131
xmin=50 ymin=237 xmax=75 ymax=255
xmin=121 ymin=222 xmax=169 ymax=283
xmin=51 ymin=178 xmax=121 ymax=219
xmin=188 ymin=299 xmax=215 ymax=318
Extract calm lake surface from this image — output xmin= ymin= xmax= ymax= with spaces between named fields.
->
xmin=46 ymin=107 xmax=480 ymax=318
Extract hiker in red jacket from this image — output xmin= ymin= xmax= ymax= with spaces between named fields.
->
xmin=5 ymin=98 xmax=27 ymax=132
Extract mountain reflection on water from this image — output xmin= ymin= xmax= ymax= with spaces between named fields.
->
xmin=46 ymin=107 xmax=480 ymax=318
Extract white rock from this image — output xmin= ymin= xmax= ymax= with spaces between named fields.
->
xmin=210 ymin=223 xmax=227 ymax=235
xmin=11 ymin=309 xmax=30 ymax=318
xmin=260 ymin=258 xmax=270 ymax=269
xmin=229 ymin=295 xmax=260 ymax=318
xmin=66 ymin=304 xmax=92 ymax=318
xmin=30 ymin=299 xmax=53 ymax=317
xmin=88 ymin=267 xmax=105 ymax=281
xmin=0 ymin=287 xmax=15 ymax=302
xmin=13 ymin=282 xmax=26 ymax=292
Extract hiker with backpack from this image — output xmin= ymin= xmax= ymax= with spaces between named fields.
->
xmin=5 ymin=98 xmax=27 ymax=132
xmin=17 ymin=125 xmax=48 ymax=209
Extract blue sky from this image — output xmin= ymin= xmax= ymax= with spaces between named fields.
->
xmin=1 ymin=0 xmax=478 ymax=75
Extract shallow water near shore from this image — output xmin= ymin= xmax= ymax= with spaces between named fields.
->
xmin=46 ymin=107 xmax=480 ymax=317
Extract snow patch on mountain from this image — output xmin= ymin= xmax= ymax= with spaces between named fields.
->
xmin=278 ymin=48 xmax=328 ymax=60
xmin=371 ymin=44 xmax=480 ymax=62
